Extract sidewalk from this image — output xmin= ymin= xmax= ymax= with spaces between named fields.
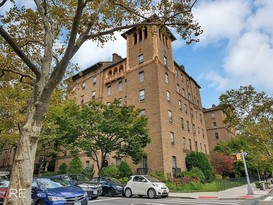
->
xmin=169 ymin=183 xmax=273 ymax=199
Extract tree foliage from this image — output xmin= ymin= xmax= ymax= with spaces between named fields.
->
xmin=68 ymin=156 xmax=83 ymax=174
xmin=118 ymin=161 xmax=132 ymax=178
xmin=219 ymin=85 xmax=273 ymax=172
xmin=210 ymin=152 xmax=234 ymax=177
xmin=186 ymin=152 xmax=213 ymax=182
xmin=0 ymin=0 xmax=201 ymax=203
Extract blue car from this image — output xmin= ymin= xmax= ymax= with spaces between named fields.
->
xmin=32 ymin=177 xmax=88 ymax=205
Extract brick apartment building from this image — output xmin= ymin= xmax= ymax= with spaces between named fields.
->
xmin=203 ymin=104 xmax=236 ymax=152
xmin=53 ymin=25 xmax=210 ymax=177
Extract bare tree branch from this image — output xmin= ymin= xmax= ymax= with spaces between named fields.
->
xmin=0 ymin=68 xmax=34 ymax=81
xmin=0 ymin=0 xmax=7 ymax=7
xmin=0 ymin=26 xmax=41 ymax=78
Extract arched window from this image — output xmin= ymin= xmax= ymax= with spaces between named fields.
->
xmin=114 ymin=67 xmax=118 ymax=75
xmin=119 ymin=65 xmax=124 ymax=72
xmin=108 ymin=70 xmax=113 ymax=77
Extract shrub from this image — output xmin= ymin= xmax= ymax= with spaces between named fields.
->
xmin=103 ymin=165 xmax=120 ymax=178
xmin=150 ymin=171 xmax=168 ymax=182
xmin=118 ymin=161 xmax=132 ymax=178
xmin=118 ymin=177 xmax=129 ymax=183
xmin=57 ymin=163 xmax=68 ymax=174
xmin=68 ymin=156 xmax=83 ymax=174
xmin=42 ymin=171 xmax=55 ymax=176
xmin=186 ymin=152 xmax=213 ymax=182
xmin=214 ymin=173 xmax=223 ymax=180
xmin=189 ymin=167 xmax=206 ymax=183
xmin=82 ymin=165 xmax=94 ymax=179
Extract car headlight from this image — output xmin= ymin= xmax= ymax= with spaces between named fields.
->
xmin=48 ymin=196 xmax=65 ymax=201
xmin=152 ymin=183 xmax=159 ymax=187
xmin=78 ymin=184 xmax=89 ymax=189
xmin=115 ymin=186 xmax=122 ymax=189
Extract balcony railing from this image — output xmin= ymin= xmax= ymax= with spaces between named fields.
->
xmin=136 ymin=168 xmax=150 ymax=175
xmin=172 ymin=167 xmax=181 ymax=177
xmin=104 ymin=72 xmax=125 ymax=84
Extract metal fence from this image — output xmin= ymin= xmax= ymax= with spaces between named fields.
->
xmin=215 ymin=176 xmax=260 ymax=191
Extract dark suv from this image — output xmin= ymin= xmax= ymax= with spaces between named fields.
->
xmin=90 ymin=177 xmax=125 ymax=197
xmin=52 ymin=175 xmax=102 ymax=200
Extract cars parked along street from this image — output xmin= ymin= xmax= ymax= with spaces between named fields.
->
xmin=52 ymin=174 xmax=102 ymax=200
xmin=90 ymin=177 xmax=125 ymax=197
xmin=124 ymin=175 xmax=169 ymax=199
xmin=31 ymin=177 xmax=88 ymax=205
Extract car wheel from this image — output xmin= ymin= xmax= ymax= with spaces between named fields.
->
xmin=138 ymin=195 xmax=143 ymax=198
xmin=125 ymin=188 xmax=132 ymax=198
xmin=91 ymin=196 xmax=98 ymax=200
xmin=147 ymin=188 xmax=156 ymax=199
xmin=107 ymin=188 xmax=115 ymax=197
xmin=35 ymin=200 xmax=45 ymax=205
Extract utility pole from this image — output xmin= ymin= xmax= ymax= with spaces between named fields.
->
xmin=241 ymin=150 xmax=254 ymax=195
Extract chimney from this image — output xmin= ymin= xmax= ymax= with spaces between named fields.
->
xmin=112 ymin=53 xmax=122 ymax=63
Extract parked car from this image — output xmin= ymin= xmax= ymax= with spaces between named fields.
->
xmin=52 ymin=174 xmax=102 ymax=200
xmin=90 ymin=177 xmax=125 ymax=197
xmin=31 ymin=177 xmax=88 ymax=205
xmin=124 ymin=175 xmax=169 ymax=199
xmin=0 ymin=174 xmax=9 ymax=205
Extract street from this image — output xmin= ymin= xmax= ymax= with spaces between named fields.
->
xmin=88 ymin=190 xmax=273 ymax=205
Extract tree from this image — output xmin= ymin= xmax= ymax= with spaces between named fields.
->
xmin=57 ymin=163 xmax=68 ymax=174
xmin=219 ymin=85 xmax=273 ymax=173
xmin=186 ymin=152 xmax=213 ymax=182
xmin=0 ymin=0 xmax=202 ymax=204
xmin=210 ymin=152 xmax=234 ymax=177
xmin=118 ymin=161 xmax=132 ymax=178
xmin=68 ymin=156 xmax=83 ymax=174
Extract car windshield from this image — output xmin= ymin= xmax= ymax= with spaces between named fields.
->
xmin=0 ymin=180 xmax=9 ymax=187
xmin=70 ymin=175 xmax=90 ymax=181
xmin=36 ymin=178 xmax=71 ymax=189
xmin=145 ymin=176 xmax=160 ymax=182
xmin=106 ymin=178 xmax=121 ymax=184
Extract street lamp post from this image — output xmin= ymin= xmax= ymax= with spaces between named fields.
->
xmin=241 ymin=150 xmax=254 ymax=195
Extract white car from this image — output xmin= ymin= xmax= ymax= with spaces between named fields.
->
xmin=124 ymin=175 xmax=169 ymax=199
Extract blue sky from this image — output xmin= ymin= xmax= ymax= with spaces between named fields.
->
xmin=72 ymin=0 xmax=273 ymax=108
xmin=2 ymin=0 xmax=272 ymax=108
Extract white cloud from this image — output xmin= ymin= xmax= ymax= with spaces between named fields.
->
xmin=194 ymin=0 xmax=251 ymax=47
xmin=71 ymin=32 xmax=126 ymax=69
xmin=197 ymin=0 xmax=273 ymax=93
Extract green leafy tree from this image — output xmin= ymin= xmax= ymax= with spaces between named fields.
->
xmin=186 ymin=152 xmax=213 ymax=182
xmin=118 ymin=161 xmax=132 ymax=178
xmin=219 ymin=85 xmax=273 ymax=173
xmin=68 ymin=156 xmax=83 ymax=174
xmin=81 ymin=165 xmax=95 ymax=180
xmin=103 ymin=165 xmax=120 ymax=178
xmin=57 ymin=163 xmax=68 ymax=174
xmin=0 ymin=0 xmax=202 ymax=203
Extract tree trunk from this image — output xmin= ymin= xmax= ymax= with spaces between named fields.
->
xmin=4 ymin=112 xmax=42 ymax=205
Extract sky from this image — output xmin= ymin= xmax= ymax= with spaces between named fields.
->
xmin=71 ymin=0 xmax=273 ymax=108
xmin=1 ymin=0 xmax=273 ymax=108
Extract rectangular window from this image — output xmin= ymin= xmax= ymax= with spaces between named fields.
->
xmin=82 ymin=82 xmax=86 ymax=90
xmin=183 ymin=137 xmax=186 ymax=149
xmin=144 ymin=27 xmax=148 ymax=39
xmin=213 ymin=122 xmax=217 ymax=128
xmin=166 ymin=91 xmax=171 ymax=102
xmin=175 ymin=69 xmax=178 ymax=78
xmin=197 ymin=100 xmax=200 ymax=107
xmin=200 ymin=143 xmax=202 ymax=151
xmin=124 ymin=96 xmax=127 ymax=104
xmin=85 ymin=160 xmax=90 ymax=168
xmin=190 ymin=108 xmax=193 ymax=117
xmin=93 ymin=76 xmax=97 ymax=85
xmin=182 ymin=88 xmax=185 ymax=97
xmin=107 ymin=85 xmax=111 ymax=96
xmin=200 ymin=114 xmax=202 ymax=123
xmin=179 ymin=100 xmax=182 ymax=111
xmin=186 ymin=121 xmax=190 ymax=132
xmin=139 ymin=89 xmax=145 ymax=102
xmin=188 ymin=93 xmax=191 ymax=101
xmin=81 ymin=95 xmax=84 ymax=105
xmin=215 ymin=132 xmax=219 ymax=139
xmin=198 ymin=126 xmax=200 ymax=135
xmin=185 ymin=104 xmax=188 ymax=114
xmin=139 ymin=30 xmax=142 ymax=42
xmin=168 ymin=110 xmax=173 ymax=123
xmin=204 ymin=144 xmax=207 ymax=154
xmin=172 ymin=156 xmax=177 ymax=168
xmin=140 ymin=109 xmax=146 ymax=116
xmin=195 ymin=141 xmax=198 ymax=151
xmin=165 ymin=73 xmax=169 ymax=84
xmin=138 ymin=54 xmax=144 ymax=64
xmin=116 ymin=158 xmax=121 ymax=166
xmin=176 ymin=84 xmax=180 ymax=93
xmin=186 ymin=79 xmax=189 ymax=87
xmin=164 ymin=56 xmax=167 ymax=65
xmin=118 ymin=81 xmax=123 ymax=92
xmin=170 ymin=132 xmax=175 ymax=146
xmin=181 ymin=118 xmax=184 ymax=129
xmin=189 ymin=139 xmax=192 ymax=151
xmin=181 ymin=74 xmax=183 ymax=82
xmin=92 ymin=91 xmax=96 ymax=99
xmin=193 ymin=124 xmax=196 ymax=135
xmin=202 ymin=129 xmax=204 ymax=138
xmin=139 ymin=71 xmax=144 ymax=83
xmin=211 ymin=112 xmax=215 ymax=118
xmin=134 ymin=32 xmax=137 ymax=44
